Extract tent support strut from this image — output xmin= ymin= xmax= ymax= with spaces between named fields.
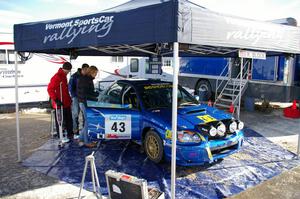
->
xmin=171 ymin=42 xmax=179 ymax=199
xmin=15 ymin=51 xmax=21 ymax=162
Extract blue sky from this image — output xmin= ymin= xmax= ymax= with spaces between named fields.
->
xmin=1 ymin=0 xmax=300 ymax=32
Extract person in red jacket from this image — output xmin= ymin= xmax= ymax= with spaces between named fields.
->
xmin=47 ymin=62 xmax=73 ymax=139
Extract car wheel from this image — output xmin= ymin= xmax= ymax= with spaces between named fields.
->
xmin=144 ymin=130 xmax=164 ymax=163
xmin=195 ymin=79 xmax=212 ymax=100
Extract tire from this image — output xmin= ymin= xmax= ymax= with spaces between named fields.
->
xmin=195 ymin=79 xmax=212 ymax=100
xmin=144 ymin=130 xmax=164 ymax=163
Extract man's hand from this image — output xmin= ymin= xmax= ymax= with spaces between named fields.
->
xmin=55 ymin=99 xmax=63 ymax=107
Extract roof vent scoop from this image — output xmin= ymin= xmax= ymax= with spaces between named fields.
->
xmin=184 ymin=109 xmax=206 ymax=115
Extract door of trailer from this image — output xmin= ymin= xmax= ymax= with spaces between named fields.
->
xmin=230 ymin=58 xmax=252 ymax=80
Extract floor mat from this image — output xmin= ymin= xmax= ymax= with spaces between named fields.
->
xmin=23 ymin=128 xmax=300 ymax=199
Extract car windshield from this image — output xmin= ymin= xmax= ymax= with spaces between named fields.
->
xmin=139 ymin=83 xmax=199 ymax=110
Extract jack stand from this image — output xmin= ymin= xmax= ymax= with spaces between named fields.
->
xmin=78 ymin=152 xmax=103 ymax=199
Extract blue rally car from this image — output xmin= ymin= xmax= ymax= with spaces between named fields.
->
xmin=86 ymin=79 xmax=244 ymax=166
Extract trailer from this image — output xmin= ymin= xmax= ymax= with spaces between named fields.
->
xmin=0 ymin=32 xmax=61 ymax=111
xmin=177 ymin=55 xmax=300 ymax=102
xmin=0 ymin=32 xmax=164 ymax=110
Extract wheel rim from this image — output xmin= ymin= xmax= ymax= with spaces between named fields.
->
xmin=146 ymin=135 xmax=159 ymax=159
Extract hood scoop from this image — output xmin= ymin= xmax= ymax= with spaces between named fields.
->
xmin=181 ymin=108 xmax=206 ymax=115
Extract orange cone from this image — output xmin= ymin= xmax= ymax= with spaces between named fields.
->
xmin=229 ymin=103 xmax=234 ymax=113
xmin=292 ymin=100 xmax=297 ymax=110
xmin=208 ymin=100 xmax=212 ymax=106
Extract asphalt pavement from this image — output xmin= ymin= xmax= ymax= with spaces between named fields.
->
xmin=0 ymin=112 xmax=96 ymax=199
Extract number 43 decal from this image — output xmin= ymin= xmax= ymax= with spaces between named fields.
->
xmin=105 ymin=114 xmax=132 ymax=139
xmin=111 ymin=122 xmax=126 ymax=132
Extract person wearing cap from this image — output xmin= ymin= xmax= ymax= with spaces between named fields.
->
xmin=68 ymin=63 xmax=89 ymax=136
xmin=47 ymin=62 xmax=73 ymax=140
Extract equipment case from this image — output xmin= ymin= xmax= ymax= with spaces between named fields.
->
xmin=105 ymin=170 xmax=164 ymax=199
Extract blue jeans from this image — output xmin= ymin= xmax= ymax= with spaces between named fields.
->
xmin=79 ymin=102 xmax=90 ymax=144
xmin=71 ymin=97 xmax=79 ymax=132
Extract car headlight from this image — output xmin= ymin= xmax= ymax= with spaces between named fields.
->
xmin=199 ymin=124 xmax=217 ymax=137
xmin=178 ymin=131 xmax=201 ymax=143
xmin=229 ymin=121 xmax=237 ymax=133
xmin=209 ymin=127 xmax=217 ymax=137
xmin=237 ymin=121 xmax=244 ymax=130
xmin=216 ymin=122 xmax=226 ymax=136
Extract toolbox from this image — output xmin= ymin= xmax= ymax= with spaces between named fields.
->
xmin=105 ymin=170 xmax=165 ymax=199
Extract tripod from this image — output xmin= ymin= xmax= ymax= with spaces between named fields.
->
xmin=78 ymin=151 xmax=103 ymax=199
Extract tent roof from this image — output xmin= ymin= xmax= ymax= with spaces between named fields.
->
xmin=14 ymin=0 xmax=300 ymax=57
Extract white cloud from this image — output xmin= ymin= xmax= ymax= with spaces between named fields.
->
xmin=0 ymin=10 xmax=32 ymax=19
xmin=32 ymin=0 xmax=129 ymax=20
xmin=64 ymin=0 xmax=99 ymax=6
xmin=50 ymin=0 xmax=128 ymax=10
xmin=38 ymin=0 xmax=55 ymax=2
xmin=0 ymin=10 xmax=33 ymax=30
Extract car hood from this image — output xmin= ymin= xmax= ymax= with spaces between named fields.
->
xmin=146 ymin=104 xmax=231 ymax=129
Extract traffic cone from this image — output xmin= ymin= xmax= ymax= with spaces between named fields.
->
xmin=229 ymin=103 xmax=234 ymax=113
xmin=208 ymin=100 xmax=212 ymax=106
xmin=292 ymin=100 xmax=297 ymax=110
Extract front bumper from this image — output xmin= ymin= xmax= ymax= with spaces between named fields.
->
xmin=164 ymin=131 xmax=244 ymax=166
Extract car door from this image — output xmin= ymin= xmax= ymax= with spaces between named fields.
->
xmin=87 ymin=82 xmax=141 ymax=140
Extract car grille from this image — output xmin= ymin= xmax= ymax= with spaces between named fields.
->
xmin=210 ymin=140 xmax=239 ymax=155
xmin=207 ymin=133 xmax=234 ymax=141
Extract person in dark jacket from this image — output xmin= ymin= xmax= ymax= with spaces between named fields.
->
xmin=68 ymin=63 xmax=89 ymax=135
xmin=77 ymin=66 xmax=99 ymax=147
xmin=47 ymin=62 xmax=73 ymax=139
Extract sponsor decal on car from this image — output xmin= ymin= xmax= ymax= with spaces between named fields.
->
xmin=165 ymin=129 xmax=172 ymax=139
xmin=206 ymin=147 xmax=213 ymax=160
xmin=197 ymin=114 xmax=217 ymax=123
xmin=144 ymin=84 xmax=172 ymax=90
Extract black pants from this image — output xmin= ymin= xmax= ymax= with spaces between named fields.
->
xmin=54 ymin=107 xmax=73 ymax=138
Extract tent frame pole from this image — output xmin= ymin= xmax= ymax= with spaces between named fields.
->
xmin=237 ymin=57 xmax=243 ymax=120
xmin=15 ymin=51 xmax=21 ymax=162
xmin=171 ymin=42 xmax=179 ymax=199
xmin=125 ymin=45 xmax=158 ymax=55
xmin=298 ymin=131 xmax=300 ymax=156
